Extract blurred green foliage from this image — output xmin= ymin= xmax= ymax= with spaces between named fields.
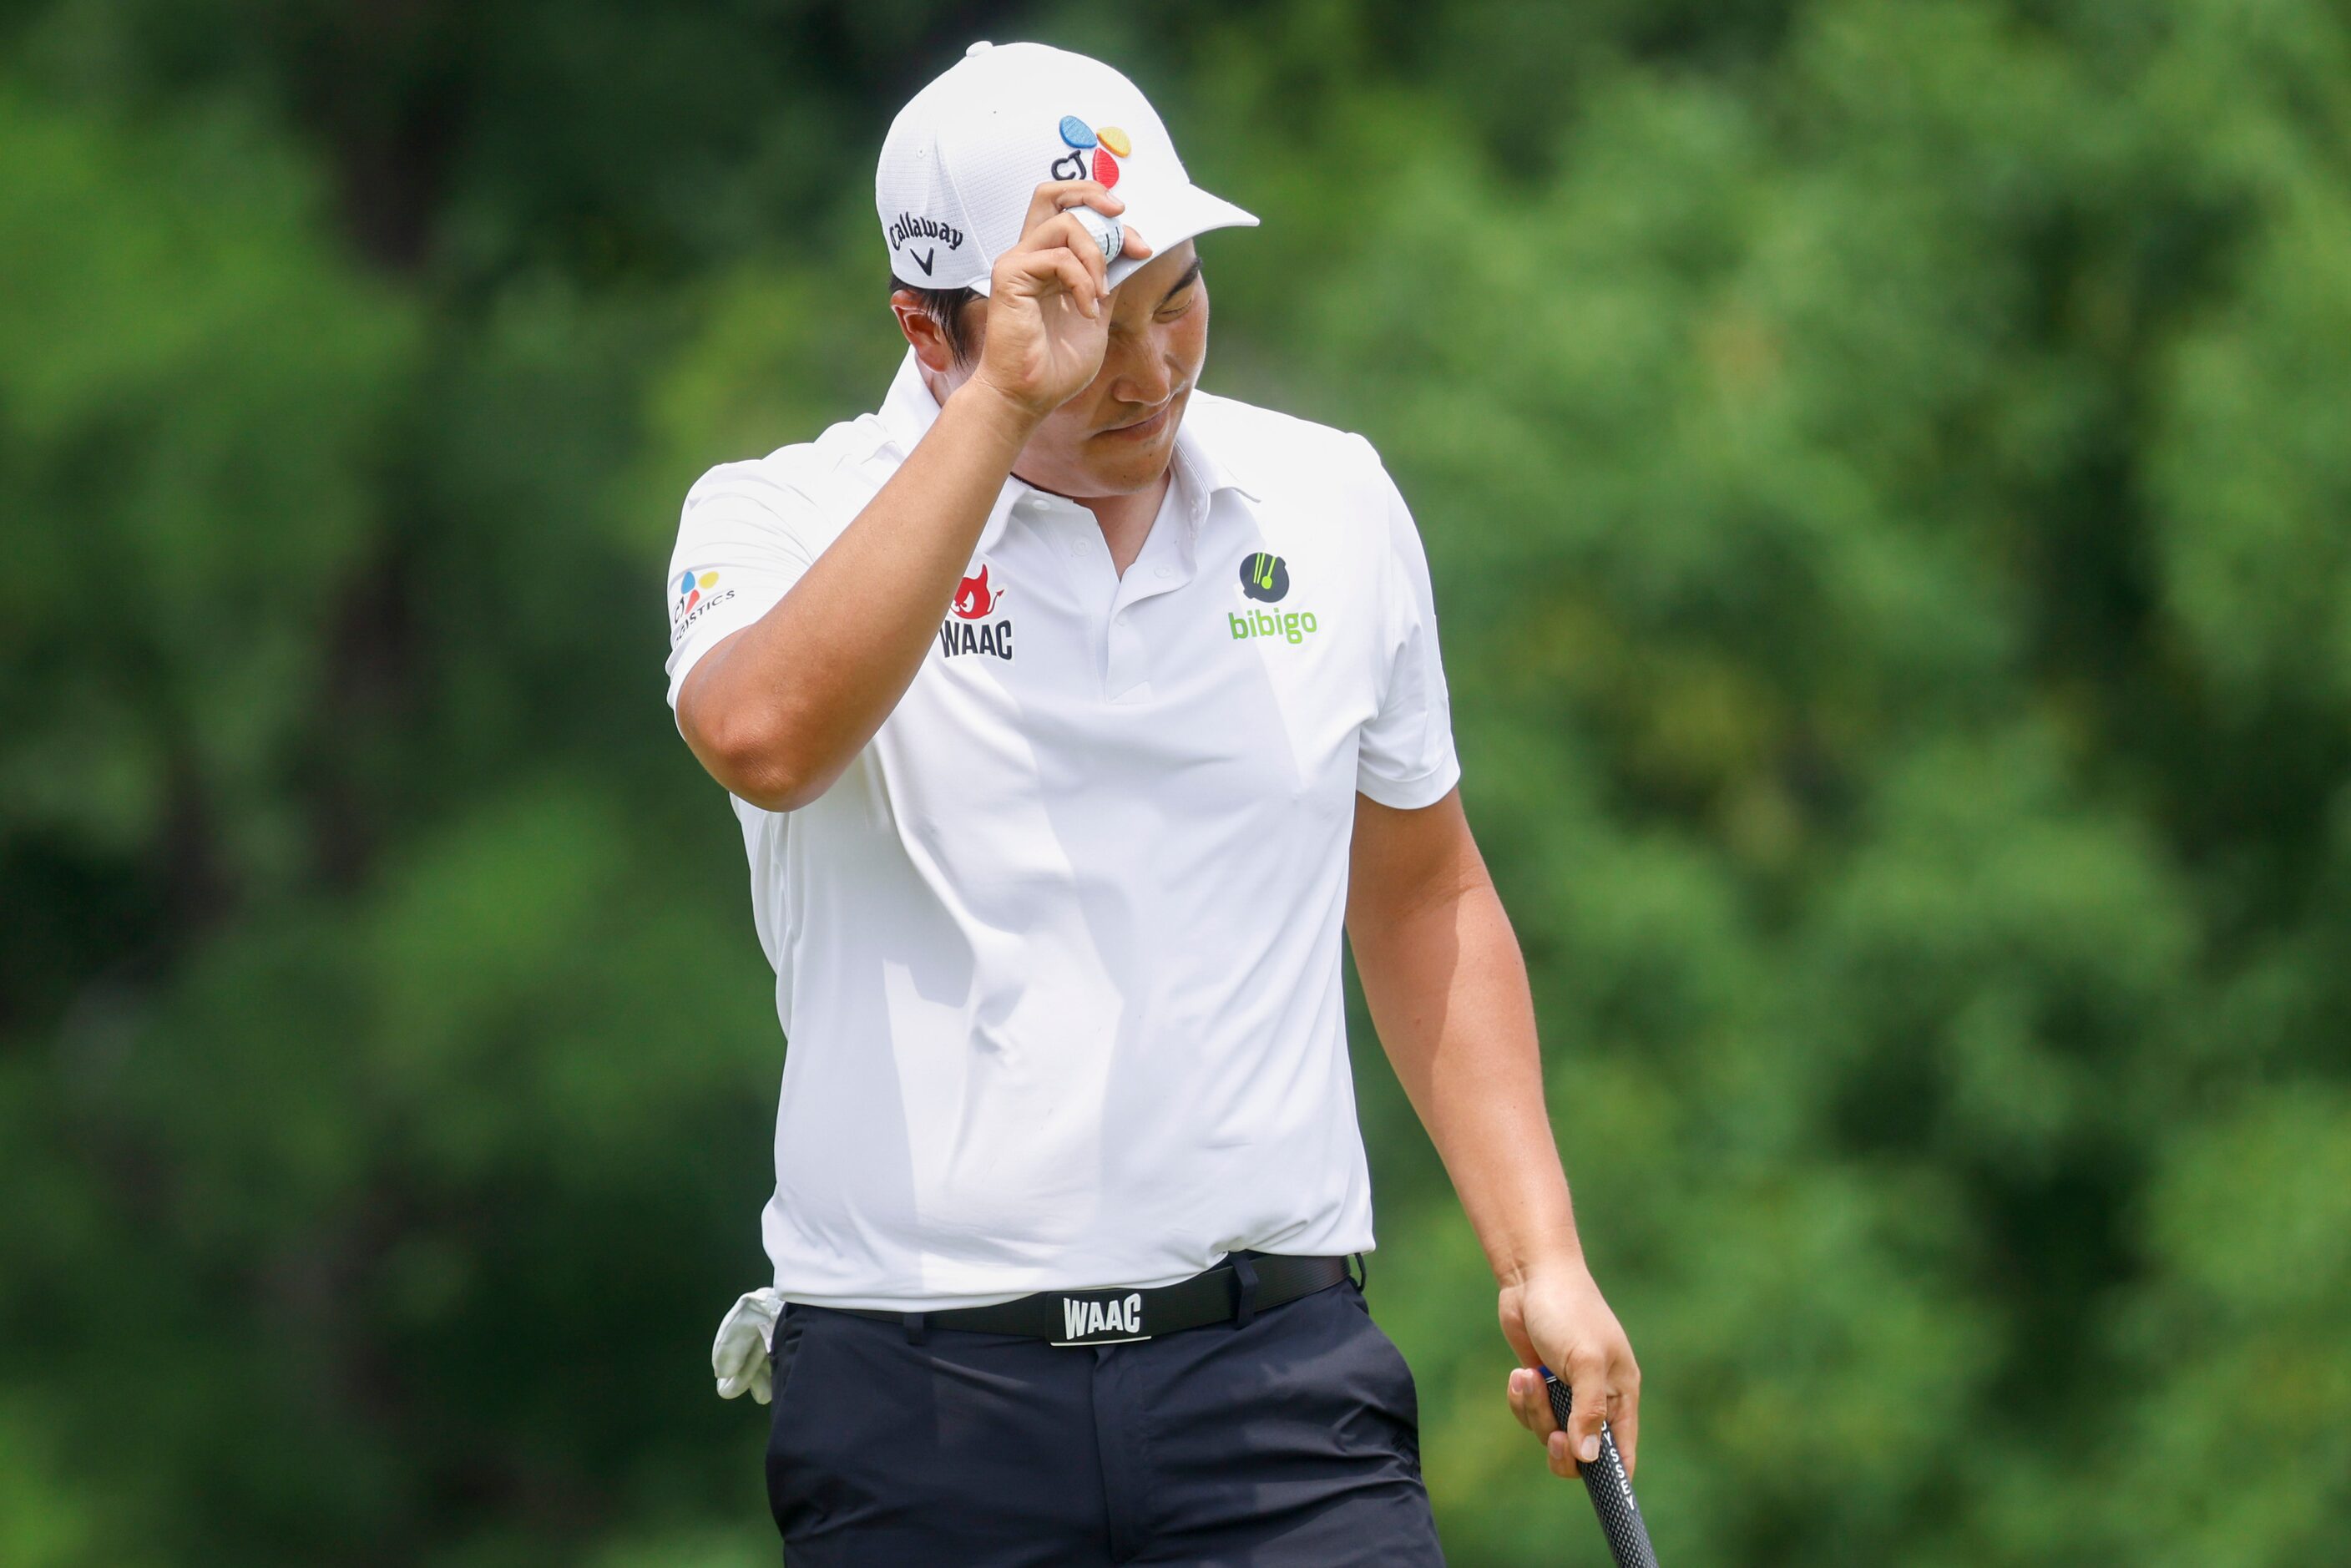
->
xmin=3 ymin=1 xmax=2348 ymax=1562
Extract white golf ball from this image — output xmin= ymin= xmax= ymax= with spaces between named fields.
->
xmin=1070 ymin=206 xmax=1124 ymax=265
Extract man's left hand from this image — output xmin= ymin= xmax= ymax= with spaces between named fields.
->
xmin=1499 ymin=1260 xmax=1641 ymax=1479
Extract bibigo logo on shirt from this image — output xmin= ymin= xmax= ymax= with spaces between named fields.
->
xmin=1228 ymin=552 xmax=1319 ymax=645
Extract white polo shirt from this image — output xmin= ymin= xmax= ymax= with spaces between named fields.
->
xmin=665 ymin=351 xmax=1459 ymax=1309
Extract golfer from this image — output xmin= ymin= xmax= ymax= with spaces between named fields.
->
xmin=668 ymin=40 xmax=1639 ymax=1565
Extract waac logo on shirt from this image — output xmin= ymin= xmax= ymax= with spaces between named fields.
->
xmin=939 ymin=564 xmax=1014 ymax=660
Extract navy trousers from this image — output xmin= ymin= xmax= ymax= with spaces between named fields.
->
xmin=764 ymin=1277 xmax=1446 ymax=1565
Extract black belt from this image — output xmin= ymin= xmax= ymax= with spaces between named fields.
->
xmin=832 ymin=1252 xmax=1358 ymax=1346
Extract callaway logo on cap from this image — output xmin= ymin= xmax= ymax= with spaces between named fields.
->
xmin=876 ymin=40 xmax=1259 ymax=296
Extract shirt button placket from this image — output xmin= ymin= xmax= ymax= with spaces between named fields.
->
xmin=1109 ymin=601 xmax=1155 ymax=699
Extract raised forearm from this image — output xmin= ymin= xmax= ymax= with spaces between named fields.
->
xmin=679 ymin=173 xmax=1139 ymax=812
xmin=678 ymin=380 xmax=1038 ymax=809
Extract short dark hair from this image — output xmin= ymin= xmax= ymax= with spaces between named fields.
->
xmin=893 ymin=279 xmax=982 ymax=366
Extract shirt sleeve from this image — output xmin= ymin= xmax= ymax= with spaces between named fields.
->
xmin=1352 ymin=440 xmax=1463 ymax=808
xmin=663 ymin=460 xmax=825 ymax=711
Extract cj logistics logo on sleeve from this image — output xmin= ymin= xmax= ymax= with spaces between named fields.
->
xmin=673 ymin=569 xmax=735 ymax=635
xmin=1229 ymin=553 xmax=1319 ymax=645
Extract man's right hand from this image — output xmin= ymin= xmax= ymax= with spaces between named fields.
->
xmin=968 ymin=180 xmax=1153 ymax=422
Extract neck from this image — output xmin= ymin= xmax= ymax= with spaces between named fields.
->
xmin=918 ymin=367 xmax=1173 ymax=571
xmin=1064 ymin=465 xmax=1171 ymax=577
xmin=1071 ymin=466 xmax=1170 ymax=536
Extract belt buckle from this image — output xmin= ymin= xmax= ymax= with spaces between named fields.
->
xmin=1050 ymin=1289 xmax=1151 ymax=1346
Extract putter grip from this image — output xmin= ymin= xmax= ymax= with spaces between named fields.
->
xmin=1543 ymin=1368 xmax=1659 ymax=1568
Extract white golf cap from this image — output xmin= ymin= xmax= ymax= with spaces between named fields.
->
xmin=876 ymin=40 xmax=1258 ymax=297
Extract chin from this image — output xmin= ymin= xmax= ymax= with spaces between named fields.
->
xmin=1086 ymin=451 xmax=1173 ymax=494
xmin=1079 ymin=424 xmax=1182 ymax=492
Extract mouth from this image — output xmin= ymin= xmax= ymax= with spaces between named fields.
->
xmin=1096 ymin=397 xmax=1180 ymax=442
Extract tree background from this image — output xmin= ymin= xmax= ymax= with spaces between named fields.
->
xmin=4 ymin=1 xmax=2348 ymax=1562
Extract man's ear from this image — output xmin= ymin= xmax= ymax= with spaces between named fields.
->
xmin=891 ymin=291 xmax=961 ymax=376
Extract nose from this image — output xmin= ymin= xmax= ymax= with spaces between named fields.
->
xmin=1106 ymin=332 xmax=1175 ymax=410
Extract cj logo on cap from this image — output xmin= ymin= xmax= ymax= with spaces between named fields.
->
xmin=1049 ymin=115 xmax=1133 ymax=187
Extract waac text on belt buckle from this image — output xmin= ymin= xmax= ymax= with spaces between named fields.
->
xmin=1051 ymin=1289 xmax=1150 ymax=1345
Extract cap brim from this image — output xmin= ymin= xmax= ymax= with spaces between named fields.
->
xmin=1105 ymin=182 xmax=1257 ymax=292
xmin=968 ymin=181 xmax=1257 ymax=296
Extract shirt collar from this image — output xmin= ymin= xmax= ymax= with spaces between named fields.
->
xmin=874 ymin=348 xmax=1261 ymax=513
xmin=876 ymin=348 xmax=945 ymax=453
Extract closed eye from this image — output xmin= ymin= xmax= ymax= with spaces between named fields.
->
xmin=1155 ymin=256 xmax=1204 ymax=318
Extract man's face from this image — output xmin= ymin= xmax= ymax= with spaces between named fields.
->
xmin=948 ymin=240 xmax=1209 ymax=499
